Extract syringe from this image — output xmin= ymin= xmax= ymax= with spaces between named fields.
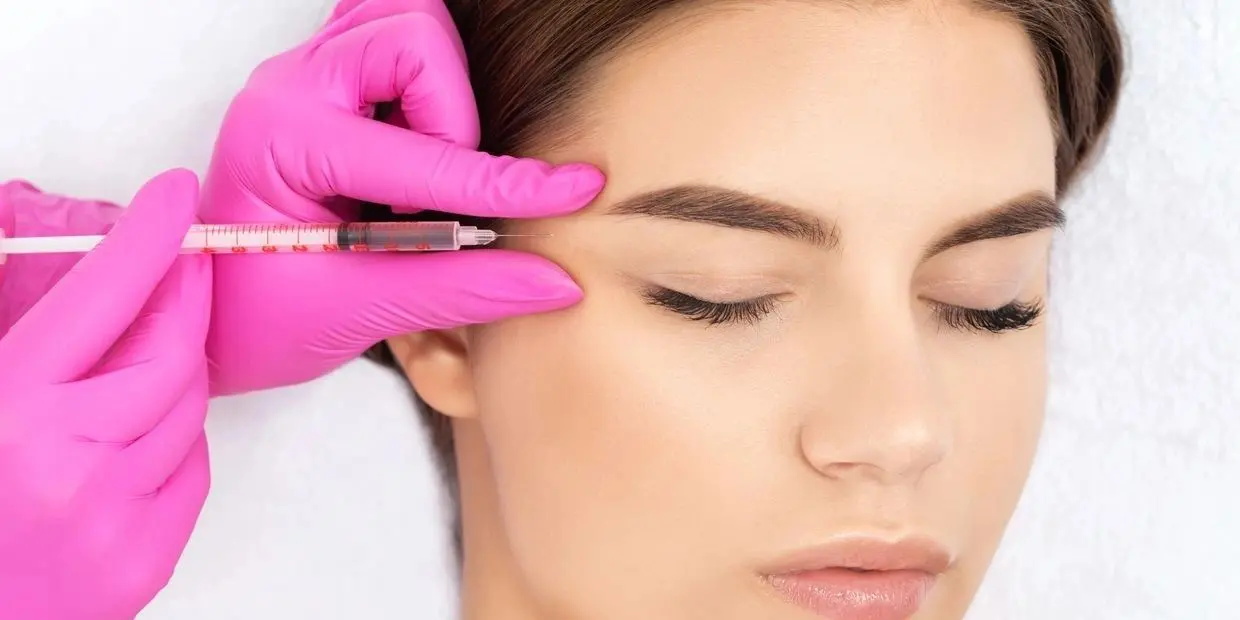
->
xmin=0 ymin=222 xmax=512 ymax=264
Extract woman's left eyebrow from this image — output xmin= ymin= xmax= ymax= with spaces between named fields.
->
xmin=922 ymin=191 xmax=1063 ymax=259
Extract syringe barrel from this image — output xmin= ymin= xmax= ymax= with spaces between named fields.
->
xmin=338 ymin=222 xmax=460 ymax=251
xmin=0 ymin=221 xmax=493 ymax=261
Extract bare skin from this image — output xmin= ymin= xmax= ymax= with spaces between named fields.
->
xmin=392 ymin=2 xmax=1056 ymax=618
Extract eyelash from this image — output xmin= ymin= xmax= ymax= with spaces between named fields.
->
xmin=643 ymin=288 xmax=1044 ymax=334
xmin=643 ymin=288 xmax=779 ymax=326
xmin=931 ymin=299 xmax=1044 ymax=334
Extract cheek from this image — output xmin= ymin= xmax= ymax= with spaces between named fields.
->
xmin=470 ymin=302 xmax=690 ymax=498
xmin=936 ymin=269 xmax=1051 ymax=515
xmin=466 ymin=289 xmax=783 ymax=606
xmin=934 ymin=323 xmax=1047 ymax=583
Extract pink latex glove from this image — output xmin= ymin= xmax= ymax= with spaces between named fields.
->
xmin=0 ymin=182 xmax=123 ymax=331
xmin=0 ymin=171 xmax=211 ymax=620
xmin=202 ymin=0 xmax=605 ymax=395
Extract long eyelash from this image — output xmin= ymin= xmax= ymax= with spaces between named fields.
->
xmin=934 ymin=299 xmax=1044 ymax=334
xmin=643 ymin=288 xmax=778 ymax=325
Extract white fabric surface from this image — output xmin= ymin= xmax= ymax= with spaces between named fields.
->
xmin=1 ymin=1 xmax=1236 ymax=618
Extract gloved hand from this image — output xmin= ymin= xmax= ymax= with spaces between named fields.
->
xmin=0 ymin=181 xmax=123 ymax=333
xmin=201 ymin=0 xmax=605 ymax=395
xmin=0 ymin=171 xmax=212 ymax=620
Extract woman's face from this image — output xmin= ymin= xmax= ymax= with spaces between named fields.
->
xmin=401 ymin=2 xmax=1057 ymax=619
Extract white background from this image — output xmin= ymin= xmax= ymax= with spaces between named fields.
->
xmin=1 ymin=1 xmax=1236 ymax=618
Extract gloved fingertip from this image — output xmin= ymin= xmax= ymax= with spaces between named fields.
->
xmin=457 ymin=279 xmax=583 ymax=326
xmin=492 ymin=161 xmax=606 ymax=219
xmin=472 ymin=256 xmax=584 ymax=312
xmin=144 ymin=169 xmax=201 ymax=202
xmin=524 ymin=264 xmax=586 ymax=303
xmin=548 ymin=163 xmax=607 ymax=210
xmin=402 ymin=251 xmax=585 ymax=327
xmin=126 ymin=170 xmax=200 ymax=222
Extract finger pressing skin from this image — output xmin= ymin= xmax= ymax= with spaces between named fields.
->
xmin=325 ymin=249 xmax=584 ymax=344
xmin=296 ymin=112 xmax=605 ymax=217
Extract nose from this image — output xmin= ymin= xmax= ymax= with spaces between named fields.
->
xmin=799 ymin=326 xmax=952 ymax=486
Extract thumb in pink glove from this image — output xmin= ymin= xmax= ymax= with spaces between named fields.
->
xmin=0 ymin=170 xmax=212 ymax=620
xmin=201 ymin=0 xmax=606 ymax=395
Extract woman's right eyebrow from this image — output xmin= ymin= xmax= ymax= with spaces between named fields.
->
xmin=605 ymin=184 xmax=839 ymax=249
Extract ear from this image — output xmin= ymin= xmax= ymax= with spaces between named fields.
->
xmin=386 ymin=328 xmax=479 ymax=419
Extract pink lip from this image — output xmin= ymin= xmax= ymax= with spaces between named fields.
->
xmin=762 ymin=537 xmax=952 ymax=620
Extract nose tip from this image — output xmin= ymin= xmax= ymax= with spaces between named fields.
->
xmin=799 ymin=396 xmax=952 ymax=486
xmin=806 ymin=424 xmax=950 ymax=485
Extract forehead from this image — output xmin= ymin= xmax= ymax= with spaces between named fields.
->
xmin=552 ymin=1 xmax=1056 ymax=225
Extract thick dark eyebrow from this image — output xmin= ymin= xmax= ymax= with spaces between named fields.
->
xmin=606 ymin=185 xmax=838 ymax=248
xmin=606 ymin=185 xmax=1060 ymax=256
xmin=923 ymin=191 xmax=1064 ymax=259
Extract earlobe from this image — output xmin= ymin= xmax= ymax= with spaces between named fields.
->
xmin=386 ymin=329 xmax=479 ymax=419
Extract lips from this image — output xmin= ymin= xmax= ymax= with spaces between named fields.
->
xmin=762 ymin=537 xmax=952 ymax=620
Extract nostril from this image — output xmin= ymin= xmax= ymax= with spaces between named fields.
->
xmin=819 ymin=461 xmax=885 ymax=482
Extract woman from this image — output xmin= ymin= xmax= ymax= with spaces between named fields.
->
xmin=364 ymin=1 xmax=1122 ymax=619
xmin=0 ymin=0 xmax=1122 ymax=619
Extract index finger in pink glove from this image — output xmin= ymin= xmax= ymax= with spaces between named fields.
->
xmin=308 ymin=113 xmax=603 ymax=218
xmin=222 ymin=1 xmax=604 ymax=221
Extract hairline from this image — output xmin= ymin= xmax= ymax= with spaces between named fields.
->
xmin=511 ymin=0 xmax=1060 ymax=163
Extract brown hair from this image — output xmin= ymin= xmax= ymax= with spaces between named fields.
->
xmin=363 ymin=0 xmax=1123 ymax=540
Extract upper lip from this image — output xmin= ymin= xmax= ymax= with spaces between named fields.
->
xmin=762 ymin=536 xmax=954 ymax=575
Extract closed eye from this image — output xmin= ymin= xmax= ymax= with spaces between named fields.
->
xmin=646 ymin=286 xmax=1043 ymax=334
xmin=643 ymin=288 xmax=780 ymax=325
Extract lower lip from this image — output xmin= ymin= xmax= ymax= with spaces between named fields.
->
xmin=766 ymin=568 xmax=936 ymax=620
